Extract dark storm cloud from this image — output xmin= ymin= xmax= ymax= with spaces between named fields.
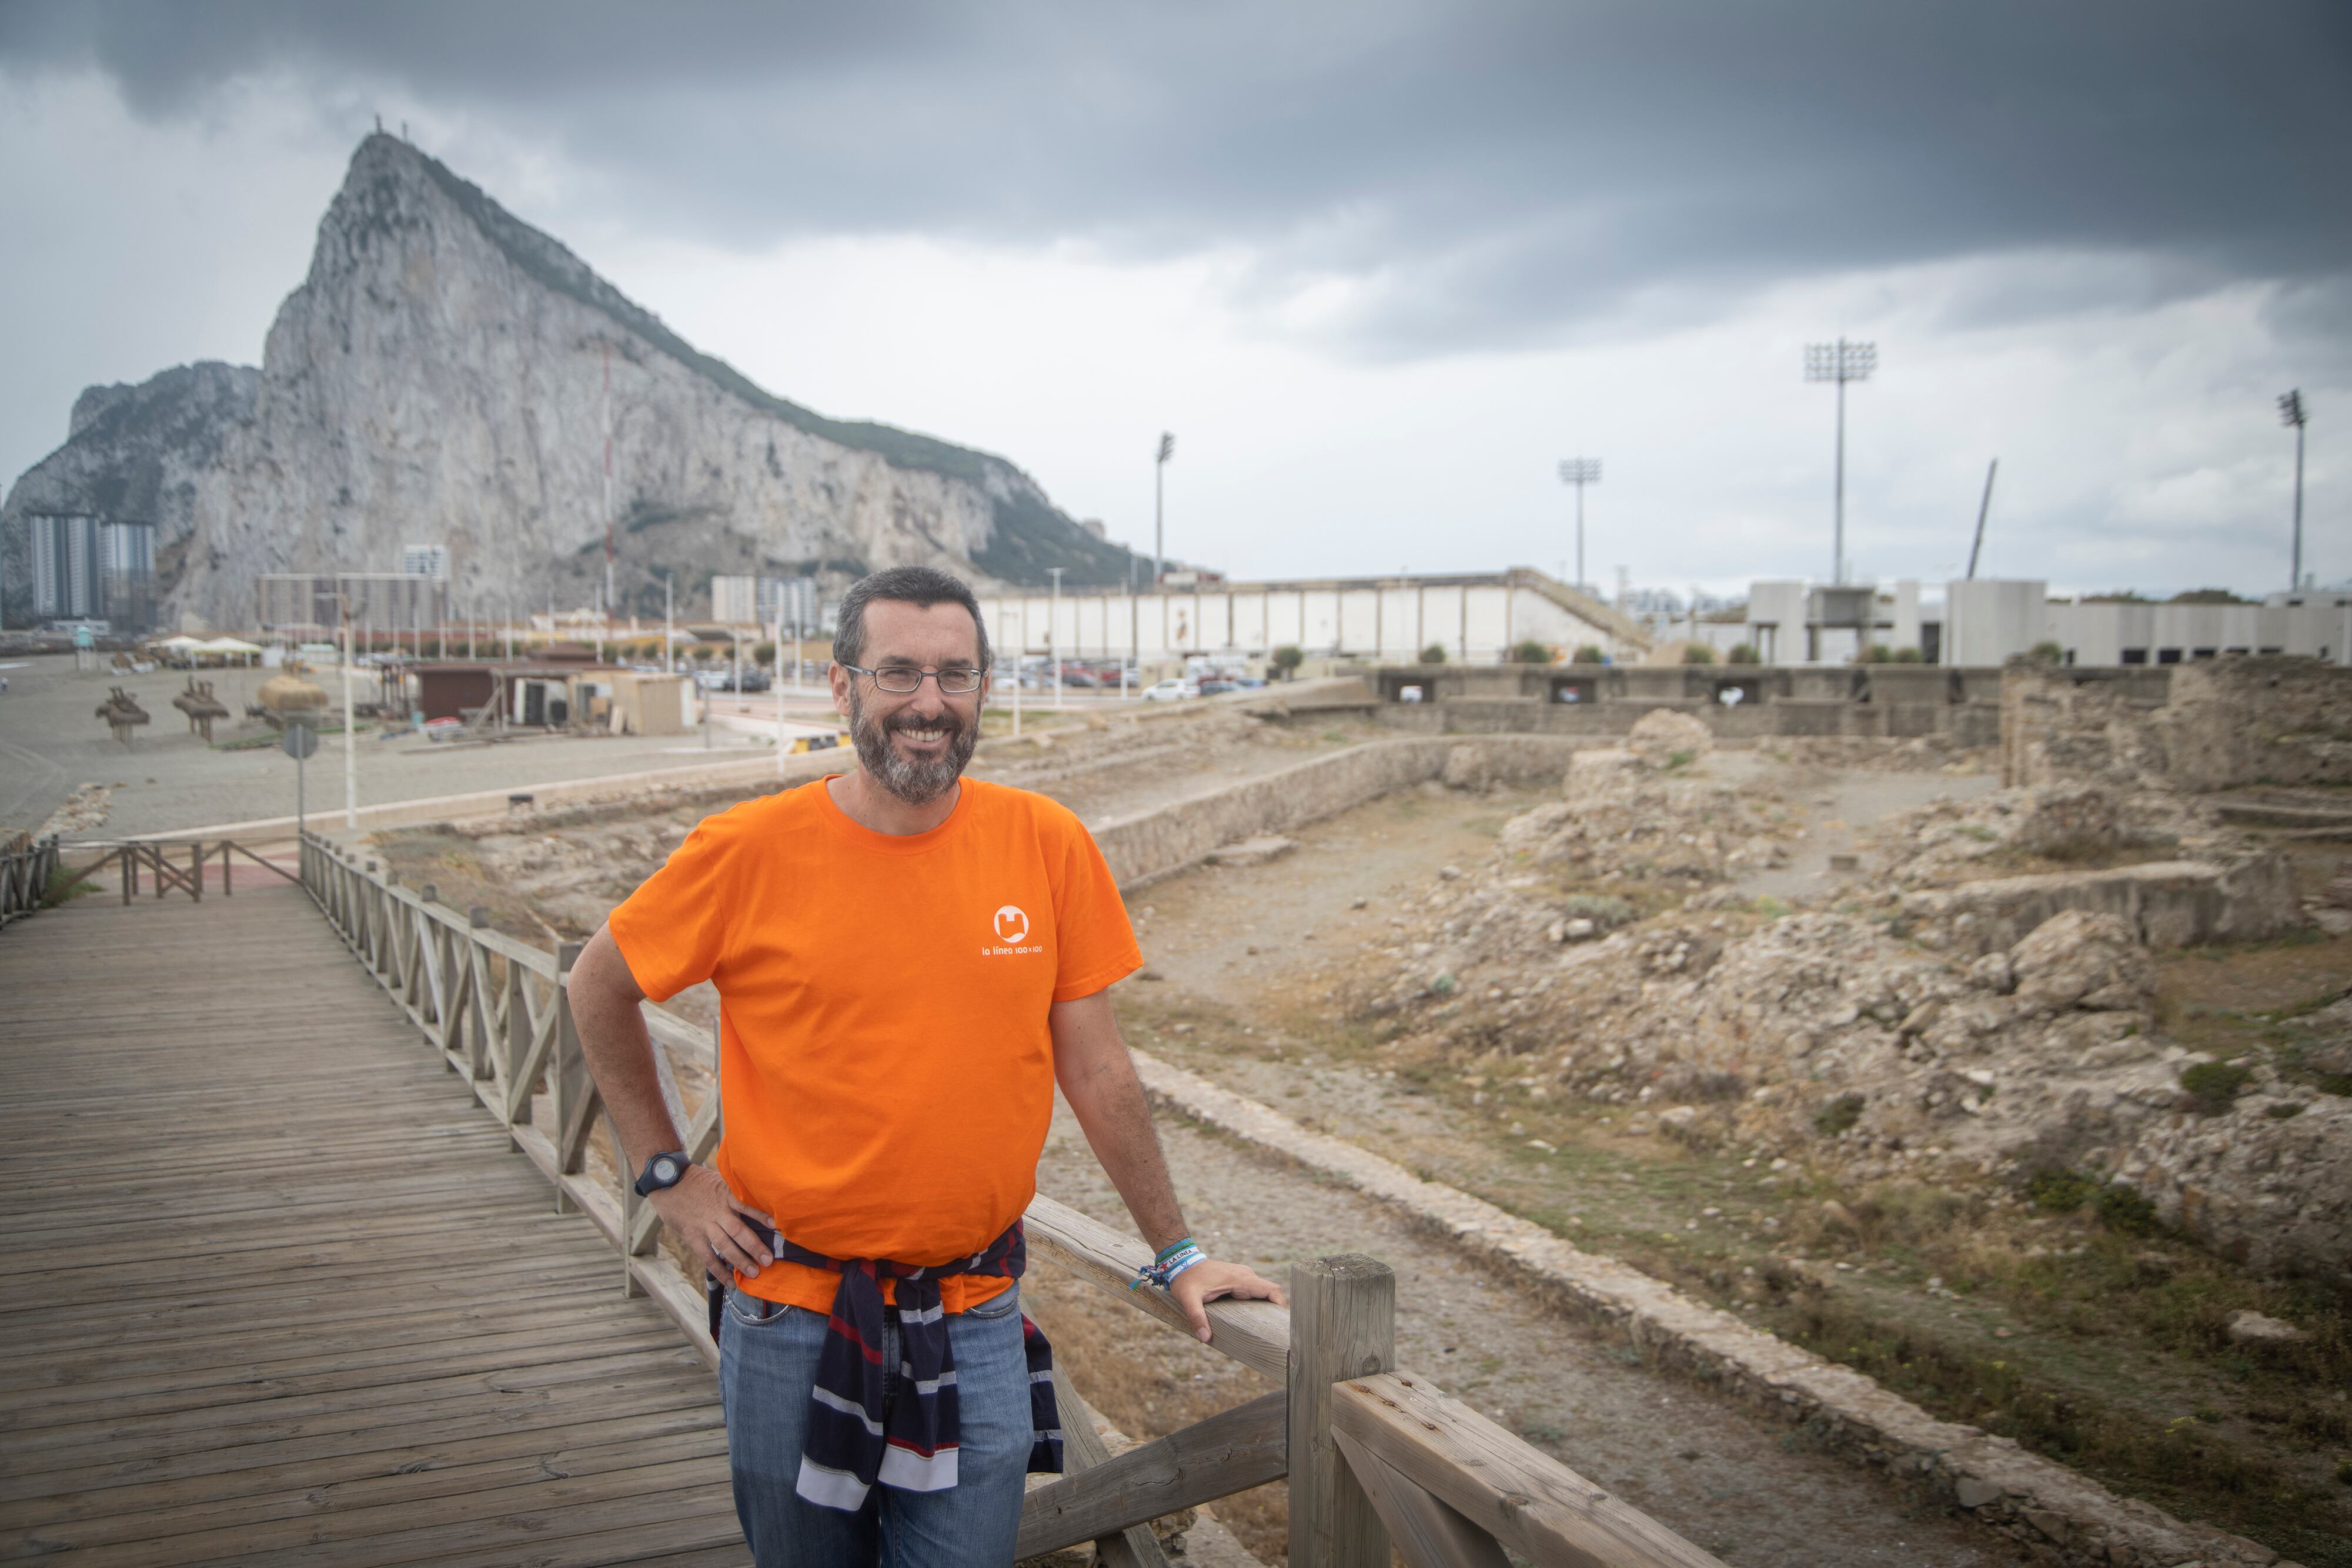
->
xmin=6 ymin=0 xmax=2347 ymax=356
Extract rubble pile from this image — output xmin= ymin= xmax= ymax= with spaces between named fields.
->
xmin=977 ymin=704 xmax=1277 ymax=796
xmin=460 ymin=817 xmax=696 ymax=935
xmin=1865 ymin=780 xmax=2216 ymax=890
xmin=1339 ymin=740 xmax=2352 ymax=1278
xmin=1481 ymin=711 xmax=1793 ymax=888
xmin=36 ymin=782 xmax=113 ymax=838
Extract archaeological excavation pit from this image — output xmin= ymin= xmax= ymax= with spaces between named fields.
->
xmin=368 ymin=676 xmax=2352 ymax=1568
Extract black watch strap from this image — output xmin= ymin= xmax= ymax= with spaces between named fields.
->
xmin=634 ymin=1151 xmax=691 ymax=1198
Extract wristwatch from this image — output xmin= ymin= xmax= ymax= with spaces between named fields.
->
xmin=634 ymin=1150 xmax=692 ymax=1198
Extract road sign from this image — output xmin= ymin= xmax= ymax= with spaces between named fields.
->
xmin=282 ymin=721 xmax=319 ymax=760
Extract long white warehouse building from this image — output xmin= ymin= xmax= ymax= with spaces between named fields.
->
xmin=974 ymin=569 xmax=1649 ymax=666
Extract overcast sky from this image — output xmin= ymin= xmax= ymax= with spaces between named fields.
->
xmin=2 ymin=1 xmax=2345 ymax=598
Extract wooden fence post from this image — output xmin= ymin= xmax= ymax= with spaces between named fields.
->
xmin=466 ymin=906 xmax=493 ymax=1079
xmin=1289 ymin=1253 xmax=1394 ymax=1568
xmin=553 ymin=939 xmax=586 ymax=1211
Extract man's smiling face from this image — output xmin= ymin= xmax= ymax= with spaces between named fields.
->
xmin=831 ymin=598 xmax=985 ymax=806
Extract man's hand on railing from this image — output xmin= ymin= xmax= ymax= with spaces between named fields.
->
xmin=1168 ymin=1258 xmax=1285 ymax=1343
xmin=649 ymin=1165 xmax=776 ymax=1282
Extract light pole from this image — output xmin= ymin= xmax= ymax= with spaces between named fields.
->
xmin=1048 ymin=566 xmax=1065 ymax=709
xmin=1011 ymin=604 xmax=1024 ymax=737
xmin=2281 ymin=390 xmax=2309 ymax=590
xmin=1557 ymin=458 xmax=1601 ymax=593
xmin=773 ymin=618 xmax=787 ymax=778
xmin=1805 ymin=339 xmax=1877 ymax=584
xmin=1154 ymin=432 xmax=1175 ymax=584
xmin=317 ymin=590 xmax=358 ymax=828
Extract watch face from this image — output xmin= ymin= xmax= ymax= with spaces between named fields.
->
xmin=654 ymin=1158 xmax=678 ymax=1183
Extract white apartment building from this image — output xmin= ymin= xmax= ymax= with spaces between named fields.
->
xmin=709 ymin=574 xmax=823 ymax=631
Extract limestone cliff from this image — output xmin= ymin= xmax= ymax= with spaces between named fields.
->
xmin=1 ymin=133 xmax=1142 ymax=630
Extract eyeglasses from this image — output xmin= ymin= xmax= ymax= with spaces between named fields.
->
xmin=841 ymin=663 xmax=985 ymax=696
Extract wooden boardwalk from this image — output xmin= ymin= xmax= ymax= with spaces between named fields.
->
xmin=0 ymin=881 xmax=750 ymax=1566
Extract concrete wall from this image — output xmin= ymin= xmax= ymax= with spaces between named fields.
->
xmin=1362 ymin=662 xmax=2002 ymax=744
xmin=1093 ymin=735 xmax=1582 ymax=890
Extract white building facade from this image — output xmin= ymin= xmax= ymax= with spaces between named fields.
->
xmin=973 ymin=569 xmax=1646 ymax=667
xmin=710 ymin=574 xmax=823 ymax=631
xmin=1728 ymin=577 xmax=2351 ymax=667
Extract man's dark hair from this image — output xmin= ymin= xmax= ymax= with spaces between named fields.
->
xmin=832 ymin=565 xmax=992 ymax=673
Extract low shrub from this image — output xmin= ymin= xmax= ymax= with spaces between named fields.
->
xmin=2180 ymin=1060 xmax=2253 ymax=1115
xmin=2027 ymin=1168 xmax=2099 ymax=1212
xmin=1559 ymin=892 xmax=1636 ymax=930
xmin=1814 ymin=1093 xmax=1865 ymax=1136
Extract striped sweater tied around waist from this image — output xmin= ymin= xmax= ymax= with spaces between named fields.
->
xmin=707 ymin=1219 xmax=1063 ymax=1512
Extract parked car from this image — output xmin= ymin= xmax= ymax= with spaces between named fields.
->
xmin=1142 ymin=678 xmax=1199 ymax=702
xmin=1197 ymin=678 xmax=1237 ymax=696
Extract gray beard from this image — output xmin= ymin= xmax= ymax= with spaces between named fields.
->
xmin=847 ymin=687 xmax=978 ymax=806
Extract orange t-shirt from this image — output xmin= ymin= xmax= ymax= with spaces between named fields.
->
xmin=607 ymin=775 xmax=1140 ymax=1313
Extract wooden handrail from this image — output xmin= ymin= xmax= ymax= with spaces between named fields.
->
xmin=1331 ymin=1374 xmax=1726 ymax=1568
xmin=1024 ymin=1194 xmax=1289 ymax=1383
xmin=289 ymin=830 xmax=1722 ymax=1568
xmin=1016 ymin=1390 xmax=1286 ymax=1559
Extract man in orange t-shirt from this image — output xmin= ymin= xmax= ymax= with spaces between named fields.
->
xmin=568 ymin=566 xmax=1282 ymax=1567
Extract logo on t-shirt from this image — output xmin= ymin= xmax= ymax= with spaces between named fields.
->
xmin=984 ymin=904 xmax=1043 ymax=957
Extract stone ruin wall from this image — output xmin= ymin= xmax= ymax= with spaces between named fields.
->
xmin=2004 ymin=655 xmax=2352 ymax=791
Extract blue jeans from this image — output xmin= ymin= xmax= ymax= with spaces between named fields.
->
xmin=718 ymin=1281 xmax=1034 ymax=1568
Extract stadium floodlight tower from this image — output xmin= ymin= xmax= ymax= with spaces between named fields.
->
xmin=1153 ymin=432 xmax=1175 ymax=585
xmin=1557 ymin=458 xmax=1601 ymax=594
xmin=1804 ymin=338 xmax=1877 ymax=584
xmin=2280 ymin=389 xmax=2309 ymax=590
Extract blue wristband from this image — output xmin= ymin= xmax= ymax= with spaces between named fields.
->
xmin=1131 ymin=1243 xmax=1207 ymax=1290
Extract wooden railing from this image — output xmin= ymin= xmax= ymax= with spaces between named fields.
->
xmin=49 ymin=838 xmax=299 ymax=904
xmin=1 ymin=834 xmax=60 ymax=928
xmin=295 ymin=831 xmax=1723 ymax=1568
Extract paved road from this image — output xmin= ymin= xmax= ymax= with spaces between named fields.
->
xmin=0 ymin=654 xmax=783 ymax=839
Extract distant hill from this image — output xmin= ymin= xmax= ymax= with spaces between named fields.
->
xmin=1 ymin=133 xmax=1145 ymax=630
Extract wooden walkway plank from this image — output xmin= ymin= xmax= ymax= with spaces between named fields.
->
xmin=0 ymin=1378 xmax=728 ymax=1508
xmin=0 ymin=888 xmax=747 ymax=1566
xmin=1 ymin=1412 xmax=730 ymax=1541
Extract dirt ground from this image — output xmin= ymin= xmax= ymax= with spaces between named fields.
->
xmin=1030 ymin=1097 xmax=2021 ymax=1568
xmin=1112 ymin=780 xmax=2351 ymax=1567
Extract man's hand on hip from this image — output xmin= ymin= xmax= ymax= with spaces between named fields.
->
xmin=650 ymin=1165 xmax=776 ymax=1282
xmin=1168 ymin=1259 xmax=1285 ymax=1343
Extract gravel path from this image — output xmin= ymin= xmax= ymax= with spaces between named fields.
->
xmin=1731 ymin=768 xmax=1999 ymax=905
xmin=1034 ymin=1102 xmax=2021 ymax=1568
